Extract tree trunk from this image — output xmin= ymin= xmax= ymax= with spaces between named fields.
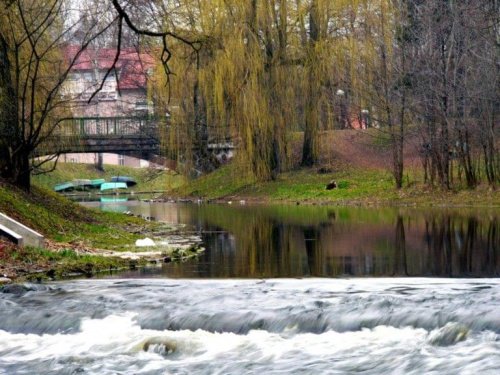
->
xmin=301 ymin=0 xmax=320 ymax=167
xmin=394 ymin=215 xmax=408 ymax=276
xmin=0 ymin=33 xmax=23 ymax=187
xmin=193 ymin=53 xmax=219 ymax=174
xmin=301 ymin=71 xmax=319 ymax=167
xmin=14 ymin=149 xmax=31 ymax=192
xmin=96 ymin=153 xmax=104 ymax=171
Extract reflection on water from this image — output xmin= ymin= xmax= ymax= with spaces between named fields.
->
xmin=81 ymin=201 xmax=500 ymax=278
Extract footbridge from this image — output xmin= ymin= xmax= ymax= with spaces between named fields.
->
xmin=41 ymin=117 xmax=163 ymax=156
xmin=36 ymin=117 xmax=236 ymax=167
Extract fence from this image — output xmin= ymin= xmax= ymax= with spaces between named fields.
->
xmin=57 ymin=117 xmax=159 ymax=136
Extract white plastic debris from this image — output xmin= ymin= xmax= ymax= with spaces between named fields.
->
xmin=135 ymin=237 xmax=156 ymax=247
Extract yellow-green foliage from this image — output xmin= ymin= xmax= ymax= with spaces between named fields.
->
xmin=1 ymin=1 xmax=68 ymax=135
xmin=152 ymin=1 xmax=398 ymax=180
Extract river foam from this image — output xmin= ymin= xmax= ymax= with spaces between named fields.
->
xmin=1 ymin=278 xmax=500 ymax=374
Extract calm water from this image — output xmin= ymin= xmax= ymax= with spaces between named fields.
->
xmin=2 ymin=201 xmax=500 ymax=374
xmin=85 ymin=200 xmax=500 ymax=278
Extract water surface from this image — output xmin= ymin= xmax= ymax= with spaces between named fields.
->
xmin=84 ymin=201 xmax=500 ymax=278
xmin=2 ymin=202 xmax=500 ymax=374
xmin=1 ymin=278 xmax=500 ymax=374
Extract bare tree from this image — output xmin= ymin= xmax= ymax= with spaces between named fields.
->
xmin=0 ymin=0 xmax=115 ymax=191
xmin=0 ymin=0 xmax=198 ymax=191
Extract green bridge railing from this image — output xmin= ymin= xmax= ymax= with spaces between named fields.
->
xmin=58 ymin=117 xmax=163 ymax=136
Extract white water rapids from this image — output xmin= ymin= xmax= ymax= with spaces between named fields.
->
xmin=1 ymin=278 xmax=500 ymax=374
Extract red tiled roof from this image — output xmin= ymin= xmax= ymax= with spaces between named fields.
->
xmin=65 ymin=45 xmax=155 ymax=90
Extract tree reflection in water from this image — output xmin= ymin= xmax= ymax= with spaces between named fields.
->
xmin=100 ymin=203 xmax=500 ymax=278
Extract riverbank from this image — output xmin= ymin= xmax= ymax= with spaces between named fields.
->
xmin=163 ymin=130 xmax=499 ymax=207
xmin=32 ymin=130 xmax=500 ymax=207
xmin=0 ymin=182 xmax=201 ymax=284
xmin=33 ymin=162 xmax=185 ymax=192
xmin=168 ymin=164 xmax=500 ymax=207
xmin=33 ymin=160 xmax=500 ymax=208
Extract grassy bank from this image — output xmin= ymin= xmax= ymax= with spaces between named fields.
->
xmin=0 ymin=182 xmax=150 ymax=247
xmin=171 ymin=164 xmax=396 ymax=202
xmin=170 ymin=162 xmax=500 ymax=207
xmin=33 ymin=162 xmax=185 ymax=192
xmin=167 ymin=127 xmax=500 ymax=207
xmin=0 ymin=181 xmax=174 ymax=283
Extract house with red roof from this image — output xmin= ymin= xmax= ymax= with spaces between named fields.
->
xmin=58 ymin=45 xmax=160 ymax=168
xmin=63 ymin=45 xmax=155 ymax=118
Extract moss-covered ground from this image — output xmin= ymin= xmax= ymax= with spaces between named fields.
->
xmin=0 ymin=242 xmax=143 ymax=282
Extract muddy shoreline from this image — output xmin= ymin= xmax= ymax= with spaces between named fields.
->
xmin=0 ymin=228 xmax=204 ymax=284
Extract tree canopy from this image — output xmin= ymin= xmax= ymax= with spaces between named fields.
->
xmin=3 ymin=0 xmax=500 ymax=191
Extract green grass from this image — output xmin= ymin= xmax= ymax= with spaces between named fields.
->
xmin=251 ymin=168 xmax=396 ymax=201
xmin=171 ymin=164 xmax=256 ymax=199
xmin=168 ymin=161 xmax=500 ymax=207
xmin=0 ymin=181 xmax=162 ymax=250
xmin=171 ymin=164 xmax=398 ymax=203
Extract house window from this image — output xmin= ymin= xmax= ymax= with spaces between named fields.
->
xmin=70 ymin=158 xmax=77 ymax=163
xmin=82 ymin=72 xmax=93 ymax=83
xmin=102 ymin=74 xmax=116 ymax=92
xmin=135 ymin=101 xmax=148 ymax=110
xmin=81 ymin=72 xmax=94 ymax=94
xmin=118 ymin=154 xmax=124 ymax=166
xmin=135 ymin=101 xmax=149 ymax=117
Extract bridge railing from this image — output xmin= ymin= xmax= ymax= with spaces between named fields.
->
xmin=57 ymin=117 xmax=160 ymax=136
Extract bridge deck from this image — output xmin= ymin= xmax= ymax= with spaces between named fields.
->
xmin=36 ymin=117 xmax=162 ymax=156
xmin=37 ymin=117 xmax=234 ymax=161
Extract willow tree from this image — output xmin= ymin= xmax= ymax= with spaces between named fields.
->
xmin=366 ymin=0 xmax=410 ymax=189
xmin=299 ymin=0 xmax=389 ymax=166
xmin=321 ymin=0 xmax=412 ymax=188
xmin=152 ymin=0 xmax=405 ymax=180
xmin=300 ymin=0 xmax=325 ymax=167
xmin=155 ymin=0 xmax=354 ymax=179
xmin=154 ymin=0 xmax=303 ymax=180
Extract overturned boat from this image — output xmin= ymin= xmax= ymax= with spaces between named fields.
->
xmin=100 ymin=182 xmax=128 ymax=191
xmin=110 ymin=176 xmax=137 ymax=188
xmin=54 ymin=182 xmax=75 ymax=193
xmin=91 ymin=179 xmax=106 ymax=189
xmin=73 ymin=179 xmax=93 ymax=191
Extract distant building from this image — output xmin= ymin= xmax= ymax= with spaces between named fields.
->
xmin=60 ymin=153 xmax=156 ymax=168
xmin=63 ymin=45 xmax=155 ymax=117
xmin=60 ymin=45 xmax=156 ymax=167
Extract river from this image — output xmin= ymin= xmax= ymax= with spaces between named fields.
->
xmin=1 ymin=201 xmax=500 ymax=374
